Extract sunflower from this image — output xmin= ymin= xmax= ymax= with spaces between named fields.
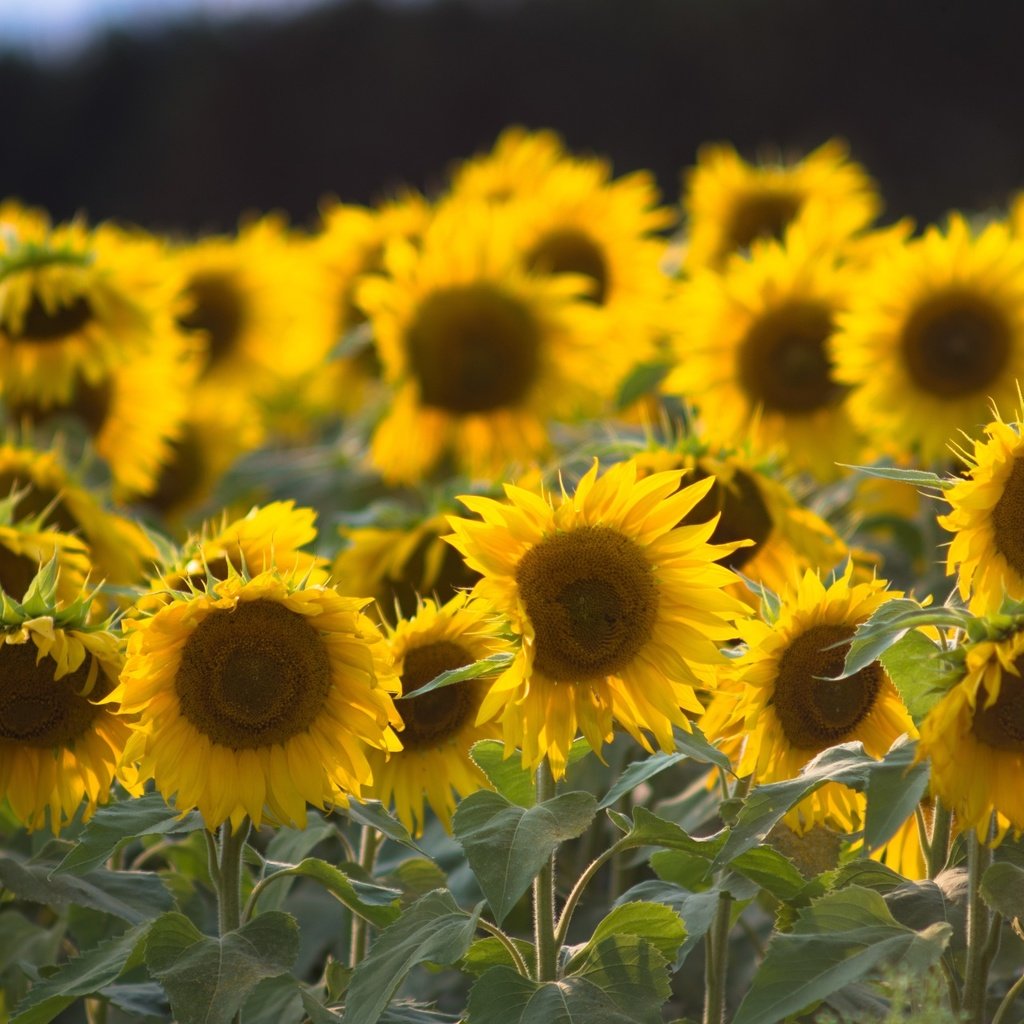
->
xmin=938 ymin=412 xmax=1024 ymax=613
xmin=682 ymin=139 xmax=880 ymax=272
xmin=919 ymin=627 xmax=1024 ymax=836
xmin=449 ymin=126 xmax=570 ymax=204
xmin=0 ymin=209 xmax=181 ymax=408
xmin=333 ymin=511 xmax=480 ymax=625
xmin=446 ymin=459 xmax=748 ymax=777
xmin=833 ymin=215 xmax=1024 ymax=465
xmin=0 ymin=570 xmax=131 ymax=832
xmin=0 ymin=441 xmax=156 ymax=589
xmin=664 ymin=226 xmax=863 ymax=479
xmin=365 ymin=594 xmax=508 ymax=834
xmin=358 ymin=198 xmax=612 ymax=483
xmin=729 ymin=567 xmax=916 ymax=831
xmin=110 ymin=571 xmax=402 ymax=830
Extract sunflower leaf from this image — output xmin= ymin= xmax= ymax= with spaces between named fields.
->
xmin=9 ymin=923 xmax=151 ymax=1024
xmin=879 ymin=630 xmax=961 ymax=722
xmin=981 ymin=862 xmax=1024 ymax=919
xmin=453 ymin=790 xmax=597 ymax=924
xmin=398 ymin=652 xmax=515 ymax=699
xmin=470 ymin=740 xmax=536 ymax=808
xmin=342 ymin=890 xmax=482 ymax=1024
xmin=837 ymin=463 xmax=955 ymax=491
xmin=345 ymin=800 xmax=424 ymax=852
xmin=145 ymin=911 xmax=299 ymax=1024
xmin=864 ymin=736 xmax=930 ymax=851
xmin=615 ymin=880 xmax=721 ymax=968
xmin=562 ymin=902 xmax=686 ymax=973
xmin=615 ymin=360 xmax=671 ymax=410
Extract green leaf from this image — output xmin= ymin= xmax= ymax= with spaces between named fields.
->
xmin=617 ymin=881 xmax=720 ymax=967
xmin=880 ymin=631 xmax=960 ymax=722
xmin=54 ymin=793 xmax=204 ymax=875
xmin=99 ymin=982 xmax=168 ymax=1018
xmin=145 ymin=911 xmax=300 ymax=1024
xmin=453 ymin=791 xmax=597 ymax=924
xmin=832 ymin=860 xmax=908 ymax=895
xmin=467 ymin=934 xmax=671 ymax=1024
xmin=399 ymin=652 xmax=514 ymax=699
xmin=981 ymin=861 xmax=1024 ymax=919
xmin=732 ymin=887 xmax=951 ymax=1024
xmin=255 ymin=812 xmax=339 ymax=913
xmin=240 ymin=975 xmax=305 ymax=1024
xmin=838 ymin=463 xmax=953 ymax=490
xmin=10 ymin=923 xmax=150 ymax=1024
xmin=342 ymin=889 xmax=482 ymax=1024
xmin=616 ymin=360 xmax=671 ymax=409
xmin=864 ymin=736 xmax=929 ymax=851
xmin=388 ymin=858 xmax=450 ymax=903
xmin=729 ymin=847 xmax=816 ymax=903
xmin=470 ymin=740 xmax=536 ymax=808
xmin=255 ymin=858 xmax=400 ymax=927
xmin=620 ymin=807 xmax=725 ymax=863
xmin=833 ymin=599 xmax=928 ymax=679
xmin=345 ymin=800 xmax=424 ymax=852
xmin=462 ymin=937 xmax=536 ymax=976
xmin=564 ymin=902 xmax=685 ymax=972
xmin=0 ymin=856 xmax=172 ymax=923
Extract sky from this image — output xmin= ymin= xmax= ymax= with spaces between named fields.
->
xmin=0 ymin=0 xmax=333 ymax=57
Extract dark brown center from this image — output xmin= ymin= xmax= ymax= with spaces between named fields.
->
xmin=406 ymin=284 xmax=541 ymax=414
xmin=972 ymin=663 xmax=1024 ymax=752
xmin=11 ymin=295 xmax=94 ymax=342
xmin=380 ymin=536 xmax=481 ymax=625
xmin=516 ymin=526 xmax=658 ymax=682
xmin=174 ymin=599 xmax=332 ymax=749
xmin=772 ymin=623 xmax=884 ymax=750
xmin=397 ymin=640 xmax=476 ymax=750
xmin=724 ymin=191 xmax=802 ymax=257
xmin=179 ymin=272 xmax=246 ymax=372
xmin=8 ymin=374 xmax=113 ymax=436
xmin=0 ymin=544 xmax=45 ymax=601
xmin=526 ymin=229 xmax=609 ymax=304
xmin=901 ymin=291 xmax=1011 ymax=399
xmin=143 ymin=427 xmax=205 ymax=515
xmin=991 ymin=456 xmax=1024 ymax=580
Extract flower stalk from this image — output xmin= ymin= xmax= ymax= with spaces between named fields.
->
xmin=533 ymin=758 xmax=558 ymax=982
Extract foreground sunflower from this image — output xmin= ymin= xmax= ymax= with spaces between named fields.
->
xmin=728 ymin=567 xmax=916 ymax=831
xmin=0 ymin=569 xmax=131 ymax=831
xmin=664 ymin=227 xmax=862 ymax=478
xmin=365 ymin=595 xmax=508 ymax=834
xmin=833 ymin=215 xmax=1024 ymax=465
xmin=111 ymin=571 xmax=402 ymax=829
xmin=358 ymin=198 xmax=609 ymax=483
xmin=920 ymin=625 xmax=1024 ymax=836
xmin=446 ymin=459 xmax=748 ymax=776
xmin=939 ymin=412 xmax=1024 ymax=613
xmin=682 ymin=139 xmax=879 ymax=272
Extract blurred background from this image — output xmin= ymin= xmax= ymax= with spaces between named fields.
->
xmin=2 ymin=0 xmax=1023 ymax=234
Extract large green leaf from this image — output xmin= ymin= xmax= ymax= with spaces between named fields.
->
xmin=254 ymin=813 xmax=340 ymax=913
xmin=732 ymin=887 xmax=952 ymax=1024
xmin=563 ymin=902 xmax=685 ymax=972
xmin=981 ymin=861 xmax=1024 ymax=919
xmin=616 ymin=807 xmax=725 ymax=862
xmin=345 ymin=800 xmax=423 ymax=852
xmin=453 ymin=790 xmax=597 ymax=924
xmin=470 ymin=740 xmax=537 ymax=808
xmin=145 ymin=911 xmax=299 ymax=1024
xmin=615 ymin=880 xmax=720 ymax=967
xmin=598 ymin=737 xmax=728 ymax=811
xmin=863 ymin=736 xmax=929 ymax=851
xmin=462 ymin=936 xmax=536 ymax=976
xmin=466 ymin=934 xmax=670 ymax=1024
xmin=54 ymin=794 xmax=204 ymax=876
xmin=728 ymin=846 xmax=819 ymax=903
xmin=10 ymin=923 xmax=150 ymax=1024
xmin=0 ymin=856 xmax=172 ymax=923
xmin=342 ymin=889 xmax=482 ymax=1024
xmin=880 ymin=631 xmax=959 ymax=722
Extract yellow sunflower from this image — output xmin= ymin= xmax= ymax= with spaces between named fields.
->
xmin=919 ymin=627 xmax=1024 ymax=836
xmin=333 ymin=511 xmax=480 ymax=625
xmin=449 ymin=126 xmax=570 ymax=203
xmin=730 ymin=567 xmax=916 ymax=832
xmin=358 ymin=198 xmax=612 ymax=483
xmin=446 ymin=459 xmax=749 ymax=777
xmin=110 ymin=571 xmax=402 ymax=830
xmin=0 ymin=209 xmax=181 ymax=408
xmin=939 ymin=412 xmax=1024 ymax=613
xmin=833 ymin=215 xmax=1024 ymax=465
xmin=664 ymin=226 xmax=863 ymax=479
xmin=682 ymin=139 xmax=880 ymax=272
xmin=0 ymin=573 xmax=132 ymax=832
xmin=365 ymin=594 xmax=508 ymax=835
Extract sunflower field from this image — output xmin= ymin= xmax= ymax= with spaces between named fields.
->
xmin=3 ymin=129 xmax=1024 ymax=1024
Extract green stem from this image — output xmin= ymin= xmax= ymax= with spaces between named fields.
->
xmin=554 ymin=838 xmax=630 ymax=949
xmin=939 ymin=954 xmax=962 ymax=1015
xmin=703 ymin=891 xmax=732 ymax=1024
xmin=533 ymin=759 xmax=558 ymax=982
xmin=216 ymin=819 xmax=251 ymax=938
xmin=962 ymin=825 xmax=994 ymax=1023
xmin=477 ymin=918 xmax=531 ymax=977
xmin=348 ymin=826 xmax=381 ymax=968
xmin=992 ymin=971 xmax=1024 ymax=1024
xmin=927 ymin=800 xmax=952 ymax=878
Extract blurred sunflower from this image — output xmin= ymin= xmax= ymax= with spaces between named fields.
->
xmin=940 ymin=412 xmax=1024 ymax=613
xmin=682 ymin=139 xmax=879 ymax=272
xmin=664 ymin=227 xmax=862 ymax=479
xmin=366 ymin=594 xmax=508 ymax=834
xmin=449 ymin=126 xmax=569 ymax=203
xmin=358 ymin=199 xmax=611 ymax=483
xmin=920 ymin=627 xmax=1024 ymax=836
xmin=447 ymin=459 xmax=748 ymax=777
xmin=111 ymin=570 xmax=402 ymax=830
xmin=833 ymin=215 xmax=1024 ymax=465
xmin=0 ymin=209 xmax=181 ymax=408
xmin=730 ymin=567 xmax=916 ymax=831
xmin=333 ymin=511 xmax=480 ymax=624
xmin=0 ymin=570 xmax=131 ymax=832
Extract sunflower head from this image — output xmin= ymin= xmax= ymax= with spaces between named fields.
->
xmin=112 ymin=571 xmax=401 ymax=829
xmin=446 ymin=458 xmax=748 ymax=777
xmin=364 ymin=594 xmax=509 ymax=834
xmin=449 ymin=126 xmax=570 ymax=204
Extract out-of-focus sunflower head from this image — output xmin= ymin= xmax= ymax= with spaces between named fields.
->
xmin=448 ymin=126 xmax=570 ymax=204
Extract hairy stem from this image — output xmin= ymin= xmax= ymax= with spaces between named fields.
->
xmin=927 ymin=799 xmax=952 ymax=878
xmin=533 ymin=759 xmax=558 ymax=981
xmin=348 ymin=825 xmax=381 ymax=968
xmin=962 ymin=825 xmax=994 ymax=1023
